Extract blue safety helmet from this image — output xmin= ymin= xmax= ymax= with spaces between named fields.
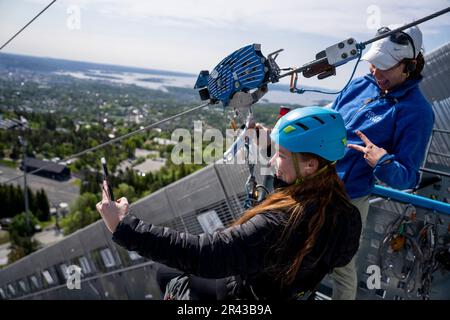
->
xmin=270 ymin=106 xmax=347 ymax=161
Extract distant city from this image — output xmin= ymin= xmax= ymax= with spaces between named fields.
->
xmin=0 ymin=52 xmax=335 ymax=106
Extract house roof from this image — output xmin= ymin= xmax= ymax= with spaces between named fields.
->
xmin=24 ymin=158 xmax=68 ymax=174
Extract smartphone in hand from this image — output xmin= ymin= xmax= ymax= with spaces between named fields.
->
xmin=101 ymin=157 xmax=114 ymax=200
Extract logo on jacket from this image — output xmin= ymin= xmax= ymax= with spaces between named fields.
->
xmin=365 ymin=111 xmax=382 ymax=123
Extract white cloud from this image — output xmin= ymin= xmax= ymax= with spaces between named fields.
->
xmin=11 ymin=0 xmax=450 ymax=89
xmin=21 ymin=0 xmax=450 ymax=38
xmin=62 ymin=0 xmax=450 ymax=37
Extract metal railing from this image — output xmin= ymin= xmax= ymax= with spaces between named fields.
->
xmin=371 ymin=185 xmax=450 ymax=215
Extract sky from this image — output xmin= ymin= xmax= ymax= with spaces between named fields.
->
xmin=1 ymin=0 xmax=449 ymax=90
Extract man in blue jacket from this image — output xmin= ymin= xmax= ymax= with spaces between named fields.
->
xmin=330 ymin=24 xmax=435 ymax=299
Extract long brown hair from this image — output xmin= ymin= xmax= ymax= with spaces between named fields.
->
xmin=401 ymin=51 xmax=425 ymax=80
xmin=232 ymin=152 xmax=351 ymax=287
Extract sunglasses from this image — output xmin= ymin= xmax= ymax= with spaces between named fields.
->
xmin=376 ymin=27 xmax=416 ymax=59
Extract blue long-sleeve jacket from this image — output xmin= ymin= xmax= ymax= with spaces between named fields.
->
xmin=331 ymin=74 xmax=434 ymax=199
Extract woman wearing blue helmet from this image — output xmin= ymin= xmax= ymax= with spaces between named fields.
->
xmin=270 ymin=106 xmax=348 ymax=186
xmin=97 ymin=106 xmax=362 ymax=300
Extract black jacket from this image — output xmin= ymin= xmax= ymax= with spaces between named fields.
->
xmin=112 ymin=195 xmax=362 ymax=300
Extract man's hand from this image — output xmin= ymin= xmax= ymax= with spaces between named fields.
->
xmin=347 ymin=130 xmax=387 ymax=167
xmin=96 ymin=180 xmax=129 ymax=233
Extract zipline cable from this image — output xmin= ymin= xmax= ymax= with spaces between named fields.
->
xmin=0 ymin=0 xmax=57 ymax=51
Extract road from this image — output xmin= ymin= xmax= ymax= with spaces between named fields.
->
xmin=0 ymin=164 xmax=80 ymax=207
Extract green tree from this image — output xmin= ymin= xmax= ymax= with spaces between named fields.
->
xmin=124 ymin=139 xmax=136 ymax=158
xmin=41 ymin=142 xmax=52 ymax=157
xmin=27 ymin=187 xmax=37 ymax=216
xmin=35 ymin=189 xmax=50 ymax=221
xmin=10 ymin=144 xmax=20 ymax=160
xmin=44 ymin=115 xmax=57 ymax=130
xmin=60 ymin=192 xmax=100 ymax=235
xmin=0 ymin=183 xmax=52 ymax=219
xmin=80 ymin=171 xmax=102 ymax=195
xmin=7 ymin=212 xmax=41 ymax=263
xmin=9 ymin=211 xmax=39 ymax=239
xmin=114 ymin=183 xmax=136 ymax=202
xmin=0 ymin=142 xmax=5 ymax=158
